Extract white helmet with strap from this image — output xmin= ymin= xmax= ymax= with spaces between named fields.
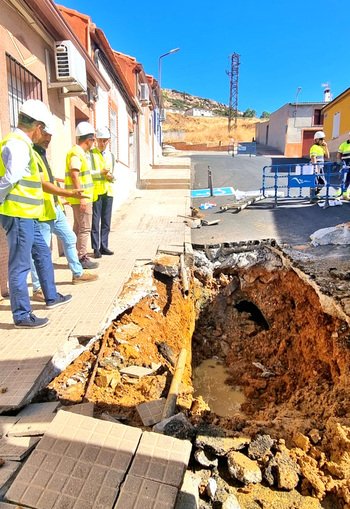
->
xmin=75 ymin=122 xmax=95 ymax=137
xmin=96 ymin=126 xmax=111 ymax=139
xmin=19 ymin=99 xmax=50 ymax=126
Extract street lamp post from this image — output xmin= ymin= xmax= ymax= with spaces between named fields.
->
xmin=158 ymin=47 xmax=179 ymax=150
xmin=294 ymin=87 xmax=302 ymax=127
xmin=158 ymin=47 xmax=180 ymax=92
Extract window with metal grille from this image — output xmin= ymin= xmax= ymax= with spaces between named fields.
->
xmin=6 ymin=53 xmax=43 ymax=130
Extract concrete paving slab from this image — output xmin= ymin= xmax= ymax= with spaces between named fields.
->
xmin=0 ymin=461 xmax=21 ymax=498
xmin=17 ymin=402 xmax=60 ymax=418
xmin=115 ymin=474 xmax=178 ymax=509
xmin=0 ymin=502 xmax=30 ymax=508
xmin=59 ymin=402 xmax=94 ymax=416
xmin=0 ymin=417 xmax=19 ymax=438
xmin=7 ymin=413 xmax=55 ymax=437
xmin=5 ymin=411 xmax=142 ymax=509
xmin=137 ymin=398 xmax=166 ymax=426
xmin=0 ymin=436 xmax=40 ymax=460
xmin=128 ymin=431 xmax=192 ymax=488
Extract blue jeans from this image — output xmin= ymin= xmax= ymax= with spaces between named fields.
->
xmin=0 ymin=214 xmax=58 ymax=323
xmin=31 ymin=206 xmax=83 ymax=290
xmin=91 ymin=193 xmax=113 ymax=251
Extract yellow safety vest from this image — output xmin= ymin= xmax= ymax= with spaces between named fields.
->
xmin=106 ymin=152 xmax=115 ymax=198
xmin=0 ymin=132 xmax=44 ymax=218
xmin=34 ymin=151 xmax=64 ymax=221
xmin=310 ymin=144 xmax=325 ymax=163
xmin=65 ymin=145 xmax=94 ymax=205
xmin=90 ymin=148 xmax=107 ymax=200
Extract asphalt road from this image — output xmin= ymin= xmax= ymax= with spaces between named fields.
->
xmin=190 ymin=153 xmax=350 ymax=247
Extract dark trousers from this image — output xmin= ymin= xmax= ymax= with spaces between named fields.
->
xmin=0 ymin=215 xmax=57 ymax=323
xmin=91 ymin=193 xmax=113 ymax=251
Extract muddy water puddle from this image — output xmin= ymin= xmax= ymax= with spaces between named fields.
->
xmin=192 ymin=358 xmax=245 ymax=417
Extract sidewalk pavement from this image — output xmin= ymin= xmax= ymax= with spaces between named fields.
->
xmin=0 ymin=178 xmax=191 ymax=412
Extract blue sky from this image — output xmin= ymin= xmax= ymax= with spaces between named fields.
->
xmin=58 ymin=0 xmax=347 ymax=116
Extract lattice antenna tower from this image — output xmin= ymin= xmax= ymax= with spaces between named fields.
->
xmin=226 ymin=53 xmax=240 ymax=131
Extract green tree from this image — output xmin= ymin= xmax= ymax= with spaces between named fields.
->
xmin=243 ymin=108 xmax=257 ymax=118
xmin=260 ymin=111 xmax=271 ymax=119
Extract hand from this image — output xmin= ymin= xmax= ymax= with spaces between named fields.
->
xmin=106 ymin=172 xmax=114 ymax=182
xmin=71 ymin=189 xmax=88 ymax=200
xmin=101 ymin=168 xmax=110 ymax=176
xmin=80 ymin=198 xmax=87 ymax=212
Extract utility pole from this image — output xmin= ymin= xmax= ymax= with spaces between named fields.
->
xmin=226 ymin=53 xmax=240 ymax=131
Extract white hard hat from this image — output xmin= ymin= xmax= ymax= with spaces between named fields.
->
xmin=314 ymin=131 xmax=326 ymax=140
xmin=75 ymin=121 xmax=95 ymax=137
xmin=19 ymin=99 xmax=50 ymax=126
xmin=96 ymin=126 xmax=111 ymax=139
xmin=42 ymin=114 xmax=56 ymax=136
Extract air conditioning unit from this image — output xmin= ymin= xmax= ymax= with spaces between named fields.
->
xmin=140 ymin=83 xmax=150 ymax=102
xmin=160 ymin=109 xmax=167 ymax=122
xmin=54 ymin=40 xmax=87 ymax=93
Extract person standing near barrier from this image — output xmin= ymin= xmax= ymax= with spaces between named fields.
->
xmin=309 ymin=131 xmax=329 ymax=202
xmin=337 ymin=133 xmax=350 ymax=199
xmin=30 ymin=119 xmax=99 ymax=301
xmin=0 ymin=100 xmax=72 ymax=328
xmin=90 ymin=127 xmax=115 ymax=258
xmin=65 ymin=122 xmax=99 ymax=270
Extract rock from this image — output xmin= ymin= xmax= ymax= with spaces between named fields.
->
xmin=206 ymin=477 xmax=217 ymax=499
xmin=95 ymin=372 xmax=114 ymax=388
xmin=293 ymin=432 xmax=310 ymax=452
xmin=274 ymin=451 xmax=300 ymax=490
xmin=309 ymin=429 xmax=321 ymax=444
xmin=310 ymin=224 xmax=350 ymax=246
xmin=222 ymin=494 xmax=241 ymax=509
xmin=248 ymin=434 xmax=274 ymax=460
xmin=153 ymin=254 xmax=180 ymax=277
xmin=194 ymin=448 xmax=218 ymax=468
xmin=227 ymin=451 xmax=262 ymax=485
xmin=156 ymin=341 xmax=176 ymax=366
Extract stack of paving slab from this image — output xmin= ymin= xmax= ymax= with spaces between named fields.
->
xmin=0 ymin=401 xmax=192 ymax=509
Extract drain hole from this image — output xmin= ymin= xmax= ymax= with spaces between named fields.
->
xmin=235 ymin=300 xmax=270 ymax=330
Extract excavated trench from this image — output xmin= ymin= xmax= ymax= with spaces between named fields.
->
xmin=46 ymin=245 xmax=350 ymax=508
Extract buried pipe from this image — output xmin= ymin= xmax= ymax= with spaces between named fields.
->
xmin=180 ymin=254 xmax=189 ymax=296
xmin=162 ymin=348 xmax=187 ymax=420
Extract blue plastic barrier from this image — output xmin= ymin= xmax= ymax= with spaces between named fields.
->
xmin=261 ymin=162 xmax=347 ymax=207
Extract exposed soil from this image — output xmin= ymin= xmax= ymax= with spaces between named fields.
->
xmin=48 ymin=248 xmax=350 ymax=508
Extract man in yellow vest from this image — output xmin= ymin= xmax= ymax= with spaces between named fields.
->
xmin=0 ymin=100 xmax=72 ymax=328
xmin=309 ymin=131 xmax=329 ymax=202
xmin=90 ymin=126 xmax=115 ymax=258
xmin=337 ymin=133 xmax=350 ymax=199
xmin=65 ymin=122 xmax=98 ymax=270
xmin=30 ymin=117 xmax=98 ymax=301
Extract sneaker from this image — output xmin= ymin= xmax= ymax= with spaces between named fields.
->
xmin=15 ymin=313 xmax=49 ymax=329
xmin=94 ymin=250 xmax=102 ymax=258
xmin=46 ymin=293 xmax=73 ymax=309
xmin=32 ymin=288 xmax=45 ymax=302
xmin=72 ymin=271 xmax=99 ymax=284
xmin=79 ymin=256 xmax=99 ymax=269
xmin=100 ymin=248 xmax=114 ymax=255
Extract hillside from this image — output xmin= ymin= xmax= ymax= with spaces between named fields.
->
xmin=162 ymin=88 xmax=228 ymax=115
xmin=162 ymin=112 xmax=258 ymax=144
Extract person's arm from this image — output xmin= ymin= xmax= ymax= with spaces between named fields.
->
xmin=337 ymin=152 xmax=342 ymax=161
xmin=40 ymin=174 xmax=86 ymax=200
xmin=0 ymin=141 xmax=30 ymax=204
xmin=322 ymin=142 xmax=330 ymax=159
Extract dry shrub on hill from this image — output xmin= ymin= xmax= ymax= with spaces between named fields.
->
xmin=162 ymin=113 xmax=261 ymax=144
